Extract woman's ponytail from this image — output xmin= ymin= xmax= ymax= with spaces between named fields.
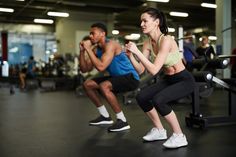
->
xmin=159 ymin=11 xmax=168 ymax=35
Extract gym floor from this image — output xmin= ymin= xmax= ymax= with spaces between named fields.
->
xmin=0 ymin=87 xmax=236 ymax=157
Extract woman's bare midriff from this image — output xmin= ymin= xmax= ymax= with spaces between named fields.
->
xmin=164 ymin=61 xmax=186 ymax=75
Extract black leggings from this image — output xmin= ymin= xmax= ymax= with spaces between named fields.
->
xmin=136 ymin=69 xmax=195 ymax=116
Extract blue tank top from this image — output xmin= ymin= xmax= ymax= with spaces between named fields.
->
xmin=96 ymin=48 xmax=139 ymax=80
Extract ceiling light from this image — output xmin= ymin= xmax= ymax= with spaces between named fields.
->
xmin=146 ymin=0 xmax=169 ymax=3
xmin=125 ymin=33 xmax=141 ymax=40
xmin=0 ymin=7 xmax=14 ymax=13
xmin=201 ymin=3 xmax=217 ymax=9
xmin=45 ymin=50 xmax=51 ymax=54
xmin=47 ymin=11 xmax=69 ymax=17
xmin=16 ymin=0 xmax=25 ymax=1
xmin=208 ymin=36 xmax=217 ymax=40
xmin=34 ymin=19 xmax=54 ymax=24
xmin=193 ymin=28 xmax=204 ymax=33
xmin=112 ymin=30 xmax=119 ymax=35
xmin=168 ymin=27 xmax=175 ymax=32
xmin=169 ymin=12 xmax=188 ymax=17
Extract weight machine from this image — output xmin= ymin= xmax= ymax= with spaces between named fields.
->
xmin=186 ymin=57 xmax=236 ymax=128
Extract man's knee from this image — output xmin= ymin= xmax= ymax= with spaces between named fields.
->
xmin=99 ymin=81 xmax=112 ymax=94
xmin=83 ymin=80 xmax=96 ymax=90
xmin=19 ymin=73 xmax=25 ymax=78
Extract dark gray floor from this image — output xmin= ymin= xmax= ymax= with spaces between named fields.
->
xmin=0 ymin=87 xmax=236 ymax=157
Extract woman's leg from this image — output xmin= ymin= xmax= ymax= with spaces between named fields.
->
xmin=152 ymin=78 xmax=194 ymax=133
xmin=136 ymin=79 xmax=168 ymax=129
xmin=164 ymin=111 xmax=182 ymax=134
xmin=146 ymin=108 xmax=164 ymax=129
xmin=151 ymin=77 xmax=194 ymax=148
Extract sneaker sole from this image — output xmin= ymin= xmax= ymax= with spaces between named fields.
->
xmin=163 ymin=142 xmax=188 ymax=149
xmin=89 ymin=121 xmax=114 ymax=125
xmin=143 ymin=136 xmax=167 ymax=142
xmin=108 ymin=125 xmax=130 ymax=132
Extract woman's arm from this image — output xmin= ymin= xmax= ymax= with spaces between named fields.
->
xmin=127 ymin=37 xmax=171 ymax=75
xmin=126 ymin=40 xmax=150 ymax=75
xmin=128 ymin=53 xmax=144 ymax=74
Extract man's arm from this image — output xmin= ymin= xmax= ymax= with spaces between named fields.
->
xmin=79 ymin=42 xmax=94 ymax=73
xmin=83 ymin=40 xmax=114 ymax=72
xmin=210 ymin=46 xmax=216 ymax=56
xmin=79 ymin=51 xmax=90 ymax=73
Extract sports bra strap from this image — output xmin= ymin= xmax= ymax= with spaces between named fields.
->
xmin=158 ymin=34 xmax=164 ymax=47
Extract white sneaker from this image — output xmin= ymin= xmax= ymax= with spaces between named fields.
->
xmin=163 ymin=133 xmax=188 ymax=148
xmin=143 ymin=128 xmax=167 ymax=141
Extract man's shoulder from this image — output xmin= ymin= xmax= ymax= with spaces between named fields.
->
xmin=105 ymin=39 xmax=121 ymax=49
xmin=196 ymin=46 xmax=203 ymax=50
xmin=106 ymin=39 xmax=118 ymax=45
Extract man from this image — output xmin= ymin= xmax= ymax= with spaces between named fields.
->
xmin=196 ymin=36 xmax=216 ymax=59
xmin=183 ymin=32 xmax=198 ymax=72
xmin=196 ymin=36 xmax=217 ymax=75
xmin=79 ymin=23 xmax=140 ymax=132
xmin=19 ymin=56 xmax=37 ymax=89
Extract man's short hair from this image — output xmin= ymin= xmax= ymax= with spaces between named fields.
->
xmin=30 ymin=56 xmax=34 ymax=60
xmin=82 ymin=35 xmax=90 ymax=41
xmin=91 ymin=23 xmax=107 ymax=36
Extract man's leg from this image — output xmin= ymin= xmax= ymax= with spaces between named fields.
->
xmin=99 ymin=80 xmax=132 ymax=132
xmin=83 ymin=79 xmax=102 ymax=107
xmin=83 ymin=79 xmax=113 ymax=125
xmin=19 ymin=72 xmax=26 ymax=89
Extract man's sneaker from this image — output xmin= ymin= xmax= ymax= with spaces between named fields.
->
xmin=108 ymin=119 xmax=130 ymax=132
xmin=143 ymin=128 xmax=167 ymax=141
xmin=163 ymin=133 xmax=188 ymax=148
xmin=89 ymin=115 xmax=113 ymax=125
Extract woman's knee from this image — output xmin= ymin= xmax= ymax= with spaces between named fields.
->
xmin=136 ymin=92 xmax=148 ymax=104
xmin=155 ymin=104 xmax=172 ymax=116
xmin=136 ymin=93 xmax=153 ymax=112
xmin=151 ymin=96 xmax=172 ymax=116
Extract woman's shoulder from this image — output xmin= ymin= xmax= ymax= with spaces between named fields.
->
xmin=163 ymin=34 xmax=173 ymax=40
xmin=159 ymin=34 xmax=173 ymax=45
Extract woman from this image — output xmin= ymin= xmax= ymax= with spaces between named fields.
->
xmin=126 ymin=7 xmax=195 ymax=148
